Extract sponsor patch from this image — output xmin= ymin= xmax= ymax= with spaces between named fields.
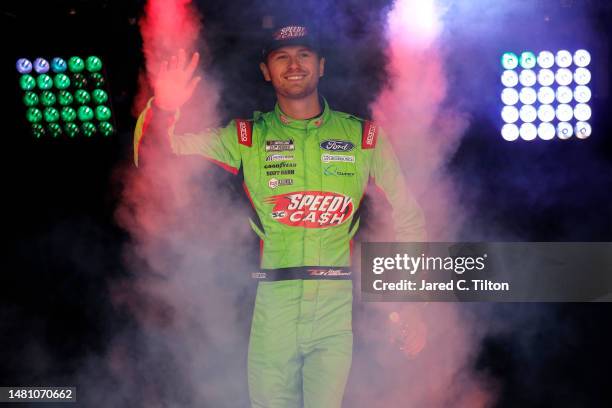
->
xmin=321 ymin=154 xmax=355 ymax=163
xmin=362 ymin=121 xmax=378 ymax=149
xmin=267 ymin=169 xmax=295 ymax=176
xmin=266 ymin=154 xmax=294 ymax=162
xmin=268 ymin=178 xmax=294 ymax=189
xmin=264 ymin=162 xmax=297 ymax=169
xmin=251 ymin=272 xmax=267 ymax=279
xmin=320 ymin=140 xmax=355 ymax=152
xmin=323 ymin=164 xmax=355 ymax=177
xmin=273 ymin=26 xmax=308 ymax=41
xmin=308 ymin=268 xmax=352 ymax=277
xmin=266 ymin=139 xmax=294 ymax=152
xmin=235 ymin=119 xmax=252 ymax=147
xmin=264 ymin=191 xmax=354 ymax=228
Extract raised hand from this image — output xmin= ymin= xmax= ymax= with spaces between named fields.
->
xmin=153 ymin=49 xmax=201 ymax=111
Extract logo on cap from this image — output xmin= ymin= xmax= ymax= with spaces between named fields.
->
xmin=274 ymin=26 xmax=308 ymax=41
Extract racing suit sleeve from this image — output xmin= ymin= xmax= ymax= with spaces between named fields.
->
xmin=133 ymin=97 xmax=241 ymax=173
xmin=370 ymin=129 xmax=427 ymax=242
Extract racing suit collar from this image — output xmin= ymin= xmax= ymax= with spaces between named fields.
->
xmin=274 ymin=97 xmax=331 ymax=130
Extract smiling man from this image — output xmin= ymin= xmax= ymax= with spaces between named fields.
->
xmin=134 ymin=21 xmax=425 ymax=408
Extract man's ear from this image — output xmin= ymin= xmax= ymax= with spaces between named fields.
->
xmin=319 ymin=57 xmax=325 ymax=77
xmin=259 ymin=62 xmax=271 ymax=82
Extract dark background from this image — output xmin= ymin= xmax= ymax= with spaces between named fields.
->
xmin=2 ymin=0 xmax=612 ymax=406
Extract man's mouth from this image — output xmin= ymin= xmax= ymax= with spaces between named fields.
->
xmin=284 ymin=74 xmax=307 ymax=81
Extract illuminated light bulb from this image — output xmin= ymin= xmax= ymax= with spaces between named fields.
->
xmin=537 ymin=51 xmax=554 ymax=69
xmin=51 ymin=57 xmax=67 ymax=73
xmin=95 ymin=105 xmax=112 ymax=121
xmin=16 ymin=58 xmax=33 ymax=74
xmin=575 ymin=122 xmax=591 ymax=139
xmin=43 ymin=107 xmax=60 ymax=122
xmin=37 ymin=74 xmax=53 ymax=90
xmin=19 ymin=74 xmax=36 ymax=91
xmin=573 ymin=49 xmax=591 ymax=68
xmin=54 ymin=73 xmax=71 ymax=90
xmin=64 ymin=122 xmax=80 ymax=138
xmin=81 ymin=122 xmax=97 ymax=137
xmin=537 ymin=105 xmax=555 ymax=122
xmin=501 ymin=52 xmax=519 ymax=70
xmin=519 ymin=69 xmax=536 ymax=86
xmin=556 ymin=104 xmax=573 ymax=122
xmin=85 ymin=56 xmax=103 ymax=72
xmin=91 ymin=89 xmax=108 ymax=105
xmin=31 ymin=123 xmax=45 ymax=138
xmin=538 ymin=123 xmax=556 ymax=140
xmin=77 ymin=106 xmax=94 ymax=122
xmin=556 ymin=50 xmax=572 ymax=68
xmin=26 ymin=108 xmax=43 ymax=123
xmin=90 ymin=72 xmax=105 ymax=88
xmin=47 ymin=123 xmax=62 ymax=138
xmin=538 ymin=87 xmax=555 ymax=104
xmin=23 ymin=91 xmax=39 ymax=107
xmin=61 ymin=107 xmax=77 ymax=122
xmin=574 ymin=103 xmax=592 ymax=121
xmin=555 ymin=68 xmax=573 ymax=86
xmin=57 ymin=90 xmax=74 ymax=106
xmin=68 ymin=56 xmax=85 ymax=73
xmin=71 ymin=73 xmax=88 ymax=89
xmin=501 ymin=106 xmax=519 ymax=123
xmin=98 ymin=121 xmax=114 ymax=137
xmin=40 ymin=91 xmax=57 ymax=107
xmin=501 ymin=70 xmax=519 ymax=87
xmin=33 ymin=57 xmax=50 ymax=74
xmin=520 ymin=123 xmax=537 ymax=141
xmin=520 ymin=51 xmax=536 ymax=69
xmin=519 ymin=87 xmax=537 ymax=105
xmin=537 ymin=69 xmax=555 ymax=86
xmin=574 ymin=67 xmax=591 ymax=85
xmin=557 ymin=122 xmax=573 ymax=139
xmin=74 ymin=90 xmax=91 ymax=105
xmin=574 ymin=86 xmax=591 ymax=103
xmin=555 ymin=86 xmax=573 ymax=104
xmin=501 ymin=124 xmax=519 ymax=141
xmin=519 ymin=105 xmax=537 ymax=123
xmin=501 ymin=88 xmax=519 ymax=105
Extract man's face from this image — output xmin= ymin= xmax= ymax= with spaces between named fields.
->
xmin=260 ymin=45 xmax=325 ymax=100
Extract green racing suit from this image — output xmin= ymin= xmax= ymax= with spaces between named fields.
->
xmin=134 ymin=98 xmax=425 ymax=407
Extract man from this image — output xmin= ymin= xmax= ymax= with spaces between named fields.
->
xmin=134 ymin=23 xmax=425 ymax=408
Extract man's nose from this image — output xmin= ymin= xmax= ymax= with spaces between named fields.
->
xmin=287 ymin=56 xmax=301 ymax=70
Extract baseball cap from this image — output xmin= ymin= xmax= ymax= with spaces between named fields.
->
xmin=261 ymin=22 xmax=321 ymax=60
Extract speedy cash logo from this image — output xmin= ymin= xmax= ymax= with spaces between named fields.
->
xmin=265 ymin=191 xmax=354 ymax=228
xmin=320 ymin=140 xmax=355 ymax=152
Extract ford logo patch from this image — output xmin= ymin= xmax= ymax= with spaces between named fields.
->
xmin=320 ymin=140 xmax=355 ymax=152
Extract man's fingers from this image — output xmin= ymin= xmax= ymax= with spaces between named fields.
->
xmin=186 ymin=76 xmax=201 ymax=97
xmin=185 ymin=51 xmax=200 ymax=77
xmin=177 ymin=48 xmax=186 ymax=70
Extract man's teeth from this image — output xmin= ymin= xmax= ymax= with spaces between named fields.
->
xmin=287 ymin=75 xmax=305 ymax=80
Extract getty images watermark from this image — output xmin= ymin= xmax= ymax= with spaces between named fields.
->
xmin=361 ymin=243 xmax=612 ymax=302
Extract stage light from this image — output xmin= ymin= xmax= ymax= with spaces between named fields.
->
xmin=68 ymin=56 xmax=85 ymax=73
xmin=556 ymin=86 xmax=573 ymax=104
xmin=520 ymin=123 xmax=537 ymax=141
xmin=537 ymin=69 xmax=554 ymax=86
xmin=72 ymin=73 xmax=88 ymax=89
xmin=520 ymin=51 xmax=536 ymax=69
xmin=43 ymin=107 xmax=60 ymax=123
xmin=95 ymin=105 xmax=112 ymax=121
xmin=16 ymin=58 xmax=32 ymax=74
xmin=23 ymin=92 xmax=39 ymax=107
xmin=538 ymin=87 xmax=555 ymax=104
xmin=519 ymin=69 xmax=536 ymax=86
xmin=555 ymin=68 xmax=573 ymax=86
xmin=555 ymin=50 xmax=572 ymax=68
xmin=574 ymin=86 xmax=591 ymax=103
xmin=51 ymin=57 xmax=67 ymax=73
xmin=501 ymin=106 xmax=519 ymax=123
xmin=81 ymin=122 xmax=96 ymax=137
xmin=519 ymin=105 xmax=537 ymax=123
xmin=74 ymin=90 xmax=91 ymax=105
xmin=85 ymin=56 xmax=103 ymax=72
xmin=501 ymin=70 xmax=518 ymax=87
xmin=501 ymin=88 xmax=519 ymax=105
xmin=57 ymin=90 xmax=73 ymax=106
xmin=33 ymin=58 xmax=49 ymax=74
xmin=538 ymin=123 xmax=556 ymax=140
xmin=31 ymin=123 xmax=45 ymax=138
xmin=64 ymin=122 xmax=79 ymax=138
xmin=519 ymin=87 xmax=537 ymax=105
xmin=77 ymin=106 xmax=94 ymax=122
xmin=574 ymin=67 xmax=591 ymax=85
xmin=557 ymin=122 xmax=573 ymax=139
xmin=19 ymin=75 xmax=36 ymax=91
xmin=537 ymin=51 xmax=554 ymax=68
xmin=47 ymin=123 xmax=62 ymax=138
xmin=575 ymin=122 xmax=591 ymax=139
xmin=53 ymin=73 xmax=71 ymax=90
xmin=573 ymin=49 xmax=590 ymax=67
xmin=26 ymin=108 xmax=43 ymax=123
xmin=90 ymin=73 xmax=105 ymax=87
xmin=556 ymin=104 xmax=573 ymax=122
xmin=537 ymin=105 xmax=555 ymax=122
xmin=501 ymin=52 xmax=519 ymax=70
xmin=37 ymin=74 xmax=53 ymax=90
xmin=99 ymin=122 xmax=114 ymax=137
xmin=61 ymin=107 xmax=77 ymax=122
xmin=40 ymin=91 xmax=56 ymax=107
xmin=501 ymin=124 xmax=519 ymax=141
xmin=574 ymin=103 xmax=591 ymax=121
